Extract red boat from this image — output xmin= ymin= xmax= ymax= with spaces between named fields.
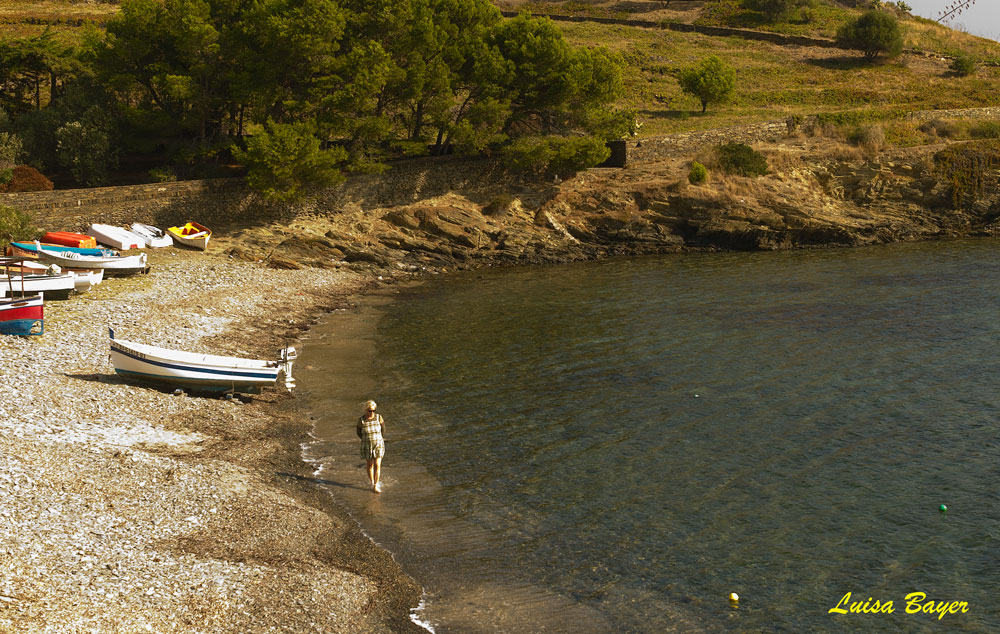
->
xmin=42 ymin=231 xmax=97 ymax=249
xmin=0 ymin=294 xmax=43 ymax=336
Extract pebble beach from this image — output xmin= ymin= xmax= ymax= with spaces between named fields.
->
xmin=0 ymin=248 xmax=424 ymax=633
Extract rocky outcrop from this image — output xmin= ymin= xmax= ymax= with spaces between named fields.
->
xmin=223 ymin=140 xmax=998 ymax=275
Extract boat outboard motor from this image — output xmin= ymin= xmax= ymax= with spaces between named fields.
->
xmin=278 ymin=345 xmax=297 ymax=390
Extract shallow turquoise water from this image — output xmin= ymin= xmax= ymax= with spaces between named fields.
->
xmin=301 ymin=240 xmax=1000 ymax=633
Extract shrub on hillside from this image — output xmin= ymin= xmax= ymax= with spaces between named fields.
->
xmin=0 ymin=204 xmax=40 ymax=244
xmin=688 ymin=161 xmax=708 ymax=184
xmin=0 ymin=165 xmax=54 ymax=193
xmin=919 ymin=118 xmax=963 ymax=139
xmin=836 ymin=10 xmax=903 ymax=60
xmin=949 ymin=54 xmax=977 ymax=77
xmin=500 ymin=135 xmax=611 ymax=175
xmin=715 ymin=143 xmax=769 ymax=177
xmin=847 ymin=124 xmax=885 ymax=154
xmin=969 ymin=121 xmax=1000 ymax=139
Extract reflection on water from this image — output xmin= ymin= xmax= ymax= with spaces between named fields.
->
xmin=299 ymin=240 xmax=1000 ymax=633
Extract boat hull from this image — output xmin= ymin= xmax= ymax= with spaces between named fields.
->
xmin=42 ymin=232 xmax=97 ymax=249
xmin=32 ymin=248 xmax=148 ymax=276
xmin=167 ymin=222 xmax=211 ymax=250
xmin=130 ymin=223 xmax=173 ymax=248
xmin=0 ymin=273 xmax=77 ymax=299
xmin=9 ymin=242 xmax=114 ymax=257
xmin=0 ymin=295 xmax=43 ymax=335
xmin=109 ymin=337 xmax=279 ymax=392
xmin=88 ymin=224 xmax=145 ymax=250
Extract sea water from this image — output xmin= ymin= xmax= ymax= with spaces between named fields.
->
xmin=299 ymin=239 xmax=1000 ymax=633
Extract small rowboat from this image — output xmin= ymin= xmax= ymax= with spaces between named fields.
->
xmin=10 ymin=260 xmax=104 ymax=292
xmin=0 ymin=259 xmax=43 ymax=335
xmin=87 ymin=223 xmax=145 ymax=250
xmin=30 ymin=242 xmax=148 ymax=276
xmin=167 ymin=222 xmax=211 ymax=250
xmin=0 ymin=294 xmax=43 ymax=335
xmin=42 ymin=232 xmax=97 ymax=249
xmin=108 ymin=328 xmax=296 ymax=392
xmin=130 ymin=223 xmax=173 ymax=248
xmin=0 ymin=272 xmax=77 ymax=300
xmin=9 ymin=242 xmax=115 ymax=257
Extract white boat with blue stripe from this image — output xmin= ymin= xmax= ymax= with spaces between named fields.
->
xmin=108 ymin=328 xmax=296 ymax=392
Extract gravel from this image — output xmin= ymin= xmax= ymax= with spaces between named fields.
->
xmin=0 ymin=248 xmax=419 ymax=633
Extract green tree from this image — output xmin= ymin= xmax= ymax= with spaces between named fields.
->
xmin=55 ymin=106 xmax=118 ymax=187
xmin=0 ymin=29 xmax=81 ymax=117
xmin=94 ymin=0 xmax=347 ymax=146
xmin=836 ymin=10 xmax=903 ymax=60
xmin=0 ymin=131 xmax=22 ymax=184
xmin=233 ymin=120 xmax=346 ymax=202
xmin=0 ymin=204 xmax=39 ymax=243
xmin=678 ymin=56 xmax=736 ymax=114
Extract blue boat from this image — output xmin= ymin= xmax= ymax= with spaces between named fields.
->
xmin=10 ymin=241 xmax=116 ymax=257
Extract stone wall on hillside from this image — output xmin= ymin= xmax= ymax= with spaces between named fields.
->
xmin=627 ymin=120 xmax=794 ymax=163
xmin=0 ymin=179 xmax=253 ymax=232
xmin=0 ymin=156 xmax=513 ymax=232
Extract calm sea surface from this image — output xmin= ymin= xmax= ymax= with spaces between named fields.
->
xmin=298 ymin=240 xmax=1000 ymax=633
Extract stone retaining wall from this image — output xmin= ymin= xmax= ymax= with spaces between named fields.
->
xmin=0 ymin=156 xmax=511 ymax=232
xmin=0 ymin=179 xmax=253 ymax=232
xmin=627 ymin=119 xmax=794 ymax=163
xmin=498 ymin=10 xmax=841 ymax=48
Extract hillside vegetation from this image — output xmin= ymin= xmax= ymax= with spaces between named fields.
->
xmin=0 ymin=0 xmax=998 ymax=194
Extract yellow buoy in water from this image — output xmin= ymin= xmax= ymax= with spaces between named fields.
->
xmin=730 ymin=592 xmax=740 ymax=602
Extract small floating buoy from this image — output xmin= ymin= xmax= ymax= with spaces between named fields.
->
xmin=939 ymin=504 xmax=947 ymax=513
xmin=729 ymin=592 xmax=739 ymax=602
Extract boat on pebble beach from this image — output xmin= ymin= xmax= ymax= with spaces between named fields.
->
xmin=87 ymin=223 xmax=146 ymax=250
xmin=0 ymin=259 xmax=44 ymax=335
xmin=130 ymin=223 xmax=174 ymax=248
xmin=108 ymin=328 xmax=297 ymax=392
xmin=41 ymin=231 xmax=97 ymax=249
xmin=0 ymin=271 xmax=77 ymax=300
xmin=9 ymin=241 xmax=115 ymax=258
xmin=167 ymin=222 xmax=211 ymax=250
xmin=29 ymin=242 xmax=148 ymax=276
xmin=0 ymin=294 xmax=43 ymax=335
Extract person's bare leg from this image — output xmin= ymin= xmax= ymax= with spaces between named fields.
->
xmin=366 ymin=459 xmax=375 ymax=489
xmin=373 ymin=457 xmax=383 ymax=492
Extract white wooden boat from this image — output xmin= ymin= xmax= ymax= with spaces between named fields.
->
xmin=130 ymin=223 xmax=173 ymax=248
xmin=32 ymin=242 xmax=148 ymax=276
xmin=87 ymin=223 xmax=146 ymax=250
xmin=14 ymin=260 xmax=105 ymax=292
xmin=0 ymin=272 xmax=77 ymax=300
xmin=108 ymin=329 xmax=297 ymax=392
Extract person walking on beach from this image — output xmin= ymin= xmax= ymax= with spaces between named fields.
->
xmin=357 ymin=400 xmax=385 ymax=493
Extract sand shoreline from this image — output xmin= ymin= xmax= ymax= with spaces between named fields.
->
xmin=0 ymin=247 xmax=425 ymax=633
